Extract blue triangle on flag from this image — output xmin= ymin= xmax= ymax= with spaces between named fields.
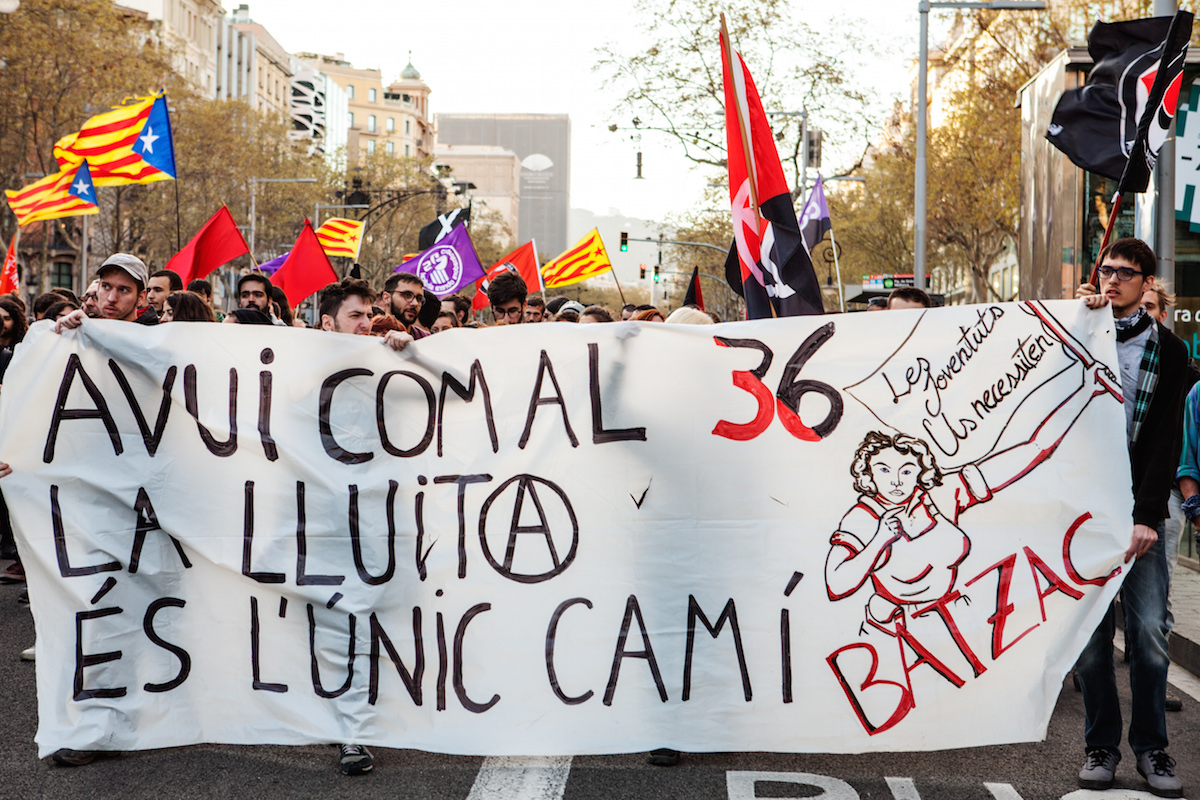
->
xmin=131 ymin=95 xmax=177 ymax=179
xmin=68 ymin=161 xmax=96 ymax=202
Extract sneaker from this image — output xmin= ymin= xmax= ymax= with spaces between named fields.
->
xmin=17 ymin=589 xmax=28 ymax=607
xmin=1079 ymin=746 xmax=1120 ymax=789
xmin=648 ymin=748 xmax=680 ymax=767
xmin=337 ymin=743 xmax=373 ymax=775
xmin=0 ymin=562 xmax=24 ymax=584
xmin=1165 ymin=693 xmax=1183 ymax=712
xmin=1136 ymin=749 xmax=1182 ymax=798
xmin=20 ymin=646 xmax=33 ymax=661
xmin=51 ymin=749 xmax=96 ymax=767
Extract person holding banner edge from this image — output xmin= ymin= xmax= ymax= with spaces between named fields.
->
xmin=1075 ymin=237 xmax=1188 ymax=797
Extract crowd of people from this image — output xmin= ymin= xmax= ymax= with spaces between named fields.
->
xmin=0 ymin=241 xmax=1193 ymax=796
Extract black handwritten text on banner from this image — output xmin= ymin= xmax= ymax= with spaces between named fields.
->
xmin=0 ymin=301 xmax=1130 ymax=756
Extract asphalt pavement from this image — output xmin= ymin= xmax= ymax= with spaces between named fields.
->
xmin=3 ymin=565 xmax=1200 ymax=800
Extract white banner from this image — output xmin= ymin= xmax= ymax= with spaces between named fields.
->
xmin=0 ymin=301 xmax=1132 ymax=757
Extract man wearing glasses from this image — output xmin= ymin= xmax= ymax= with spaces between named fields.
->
xmin=1075 ymin=238 xmax=1189 ymax=798
xmin=381 ymin=273 xmax=430 ymax=339
xmin=487 ymin=271 xmax=527 ymax=326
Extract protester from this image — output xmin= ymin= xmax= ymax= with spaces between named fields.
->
xmin=58 ymin=254 xmax=157 ymax=328
xmin=665 ymin=306 xmax=713 ymax=325
xmin=524 ymin=295 xmax=546 ymax=323
xmin=621 ymin=303 xmax=637 ymax=320
xmin=545 ymin=296 xmax=568 ymax=317
xmin=44 ymin=300 xmax=79 ymax=322
xmin=1142 ymin=277 xmax=1173 ymax=324
xmin=81 ymin=280 xmax=102 ymax=318
xmin=187 ymin=278 xmax=223 ymax=321
xmin=269 ymin=286 xmax=296 ymax=327
xmin=431 ymin=310 xmax=460 ymax=333
xmin=886 ymin=287 xmax=932 ymax=309
xmin=1075 ymin=238 xmax=1187 ymax=797
xmin=579 ymin=305 xmax=614 ymax=323
xmin=0 ymin=298 xmax=28 ymax=349
xmin=147 ymin=269 xmax=183 ymax=313
xmin=382 ymin=273 xmax=431 ymax=339
xmin=223 ymin=308 xmax=274 ymax=325
xmin=440 ymin=293 xmax=472 ymax=326
xmin=487 ymin=272 xmax=528 ymax=326
xmin=237 ymin=272 xmax=274 ymax=316
xmin=319 ymin=277 xmax=373 ymax=335
xmin=32 ymin=292 xmax=66 ymax=321
xmin=866 ymin=297 xmax=888 ymax=311
xmin=632 ymin=307 xmax=665 ymax=322
xmin=163 ymin=291 xmax=216 ymax=323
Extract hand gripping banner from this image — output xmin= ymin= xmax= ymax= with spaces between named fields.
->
xmin=0 ymin=302 xmax=1131 ymax=757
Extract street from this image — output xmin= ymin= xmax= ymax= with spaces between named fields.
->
xmin=2 ymin=577 xmax=1198 ymax=800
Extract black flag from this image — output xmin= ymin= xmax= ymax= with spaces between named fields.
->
xmin=418 ymin=205 xmax=471 ymax=250
xmin=683 ymin=265 xmax=705 ymax=311
xmin=1047 ymin=12 xmax=1192 ymax=193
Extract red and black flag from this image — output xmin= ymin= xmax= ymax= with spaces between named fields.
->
xmin=418 ymin=205 xmax=471 ymax=251
xmin=1047 ymin=11 xmax=1193 ymax=193
xmin=719 ymin=20 xmax=824 ymax=319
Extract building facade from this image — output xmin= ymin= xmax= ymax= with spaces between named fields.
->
xmin=118 ymin=0 xmax=223 ymax=94
xmin=434 ymin=114 xmax=571 ymax=256
xmin=289 ymin=58 xmax=349 ymax=163
xmin=294 ymin=53 xmax=433 ymax=160
xmin=433 ymin=144 xmax=521 ymax=240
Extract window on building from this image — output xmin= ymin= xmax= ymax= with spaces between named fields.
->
xmin=368 ymin=115 xmax=376 ymax=133
xmin=51 ymin=261 xmax=73 ymax=290
xmin=347 ymin=84 xmax=354 ymax=99
xmin=369 ymin=88 xmax=377 ymax=103
xmin=404 ymin=144 xmax=410 ymax=156
xmin=404 ymin=119 xmax=410 ymax=135
xmin=386 ymin=117 xmax=394 ymax=132
xmin=367 ymin=140 xmax=376 ymax=154
xmin=402 ymin=93 xmax=411 ymax=103
xmin=348 ymin=111 xmax=354 ymax=126
xmin=386 ymin=142 xmax=394 ymax=155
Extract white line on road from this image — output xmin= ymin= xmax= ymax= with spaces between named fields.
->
xmin=886 ymin=776 xmax=921 ymax=799
xmin=983 ymin=782 xmax=1024 ymax=800
xmin=466 ymin=756 xmax=572 ymax=800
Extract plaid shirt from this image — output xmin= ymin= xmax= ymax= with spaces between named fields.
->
xmin=1129 ymin=329 xmax=1160 ymax=446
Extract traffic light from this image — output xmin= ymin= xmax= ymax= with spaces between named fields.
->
xmin=639 ymin=264 xmax=646 ymax=280
xmin=619 ymin=231 xmax=629 ymax=252
xmin=806 ymin=129 xmax=823 ymax=169
xmin=653 ymin=265 xmax=660 ymax=282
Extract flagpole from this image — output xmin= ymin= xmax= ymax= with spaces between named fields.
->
xmin=720 ymin=14 xmax=775 ymax=319
xmin=828 ymin=228 xmax=846 ymax=312
xmin=1090 ymin=191 xmax=1122 ymax=288
xmin=173 ymin=179 xmax=182 ymax=252
xmin=609 ymin=264 xmax=628 ymax=306
xmin=80 ymin=214 xmax=88 ymax=292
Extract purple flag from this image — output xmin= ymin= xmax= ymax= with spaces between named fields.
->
xmin=259 ymin=252 xmax=289 ymax=276
xmin=393 ymin=223 xmax=485 ymax=298
xmin=798 ymin=176 xmax=832 ymax=254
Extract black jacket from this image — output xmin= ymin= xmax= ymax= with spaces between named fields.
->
xmin=1130 ymin=320 xmax=1189 ymax=527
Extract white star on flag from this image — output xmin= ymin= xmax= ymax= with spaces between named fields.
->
xmin=72 ymin=179 xmax=90 ymax=196
xmin=139 ymin=125 xmax=159 ymax=154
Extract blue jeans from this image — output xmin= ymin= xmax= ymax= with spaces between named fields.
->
xmin=1076 ymin=522 xmax=1170 ymax=754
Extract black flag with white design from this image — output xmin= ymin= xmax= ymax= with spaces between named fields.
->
xmin=1047 ymin=11 xmax=1192 ymax=194
xmin=418 ymin=205 xmax=471 ymax=251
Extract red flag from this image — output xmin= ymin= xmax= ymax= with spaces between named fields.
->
xmin=472 ymin=241 xmax=542 ymax=310
xmin=0 ymin=237 xmax=18 ymax=296
xmin=270 ymin=221 xmax=337 ymax=308
xmin=720 ymin=20 xmax=823 ymax=319
xmin=164 ymin=205 xmax=250 ymax=284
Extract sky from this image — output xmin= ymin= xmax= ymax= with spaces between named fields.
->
xmin=240 ymin=0 xmax=930 ymax=222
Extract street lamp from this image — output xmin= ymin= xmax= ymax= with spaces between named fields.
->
xmin=914 ymin=0 xmax=1045 ymax=291
xmin=248 ymin=177 xmax=317 ymax=257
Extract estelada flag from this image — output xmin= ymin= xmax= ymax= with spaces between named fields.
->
xmin=270 ymin=221 xmax=337 ymax=307
xmin=0 ymin=237 xmax=18 ymax=296
xmin=163 ymin=206 xmax=250 ymax=284
xmin=316 ymin=218 xmax=365 ymax=260
xmin=473 ymin=241 xmax=542 ymax=310
xmin=4 ymin=161 xmax=98 ymax=227
xmin=720 ymin=23 xmax=823 ymax=318
xmin=54 ymin=93 xmax=176 ymax=186
xmin=541 ymin=229 xmax=613 ymax=289
xmin=1047 ymin=11 xmax=1193 ymax=194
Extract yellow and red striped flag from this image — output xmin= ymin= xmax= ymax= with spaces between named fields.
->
xmin=540 ymin=228 xmax=614 ymax=288
xmin=4 ymin=161 xmax=98 ymax=227
xmin=315 ymin=218 xmax=365 ymax=260
xmin=54 ymin=93 xmax=176 ymax=186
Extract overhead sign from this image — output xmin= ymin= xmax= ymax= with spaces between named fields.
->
xmin=0 ymin=302 xmax=1130 ymax=757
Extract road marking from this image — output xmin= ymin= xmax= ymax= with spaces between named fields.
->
xmin=727 ymin=771 xmax=859 ymax=800
xmin=1060 ymin=790 xmax=1163 ymax=799
xmin=984 ymin=783 xmax=1024 ymax=800
xmin=886 ymin=776 xmax=921 ymax=799
xmin=466 ymin=756 xmax=571 ymax=800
